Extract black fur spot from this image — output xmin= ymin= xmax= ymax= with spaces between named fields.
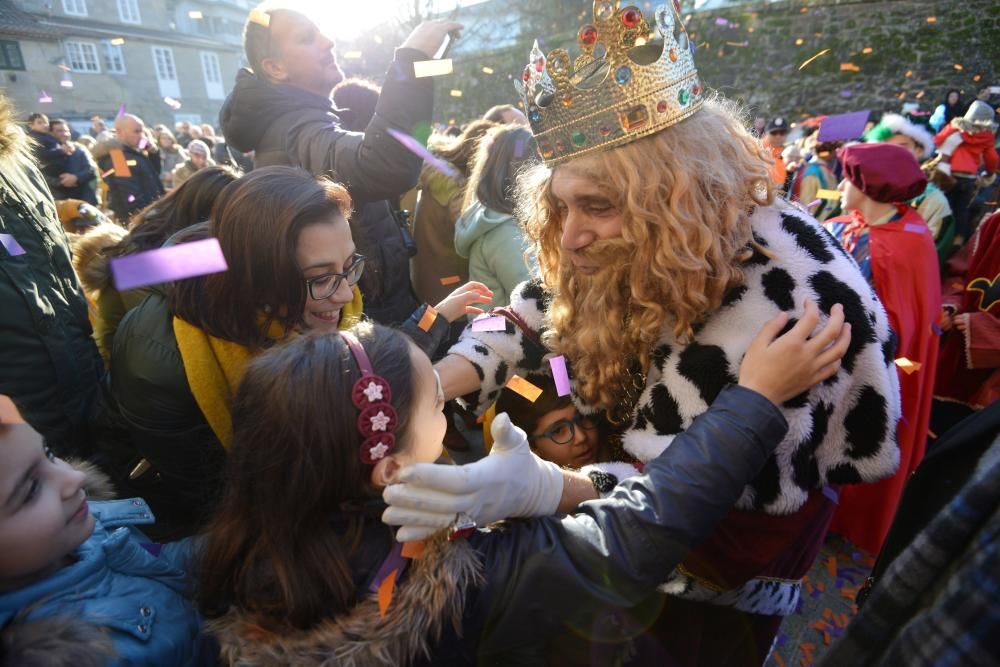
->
xmin=791 ymin=402 xmax=833 ymax=489
xmin=473 ymin=344 xmax=489 ymax=357
xmin=520 ymin=279 xmax=552 ymax=312
xmin=809 ymin=271 xmax=876 ymax=373
xmin=826 ymin=462 xmax=864 ymax=485
xmin=677 ymin=343 xmax=737 ymax=406
xmin=783 ymin=390 xmax=810 ymax=409
xmin=519 ymin=335 xmax=546 ymax=371
xmin=644 ymin=385 xmax=683 ymax=435
xmin=781 ymin=213 xmax=835 ymax=263
xmin=750 ymin=456 xmax=782 ymax=509
xmin=820 ymin=225 xmax=853 ymax=262
xmin=753 ymin=232 xmax=769 ymax=247
xmin=745 ymin=245 xmax=771 ymax=267
xmin=762 ymin=267 xmax=797 ymax=311
xmin=494 ymin=361 xmax=508 ymax=387
xmin=844 ymin=385 xmax=889 ymax=459
xmin=721 ymin=284 xmax=748 ymax=308
xmin=652 ymin=344 xmax=672 ymax=373
xmin=882 ymin=330 xmax=898 ymax=367
xmin=487 ymin=389 xmax=498 ymax=401
xmin=470 ymin=360 xmax=485 ymax=382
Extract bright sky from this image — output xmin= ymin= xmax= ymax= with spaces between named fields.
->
xmin=293 ymin=0 xmax=489 ymax=40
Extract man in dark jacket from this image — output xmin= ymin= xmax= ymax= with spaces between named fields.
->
xmin=93 ymin=114 xmax=164 ymax=224
xmin=44 ymin=118 xmax=98 ymax=205
xmin=0 ymin=94 xmax=105 ymax=456
xmin=219 ymin=7 xmax=458 ymax=324
xmin=26 ymin=112 xmax=63 ymax=173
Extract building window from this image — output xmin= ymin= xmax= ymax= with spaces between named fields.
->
xmin=102 ymin=41 xmax=126 ymax=74
xmin=61 ymin=0 xmax=87 ymax=17
xmin=116 ymin=0 xmax=141 ymax=24
xmin=0 ymin=40 xmax=24 ymax=71
xmin=65 ymin=41 xmax=100 ymax=73
xmin=200 ymin=51 xmax=224 ymax=99
xmin=151 ymin=46 xmax=180 ymax=98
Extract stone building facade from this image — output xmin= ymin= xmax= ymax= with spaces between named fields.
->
xmin=0 ymin=0 xmax=249 ymax=132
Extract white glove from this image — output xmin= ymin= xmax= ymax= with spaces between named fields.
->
xmin=382 ymin=412 xmax=564 ymax=542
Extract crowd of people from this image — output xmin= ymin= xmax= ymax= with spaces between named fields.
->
xmin=1 ymin=2 xmax=998 ymax=666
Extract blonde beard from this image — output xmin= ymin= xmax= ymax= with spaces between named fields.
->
xmin=544 ymin=238 xmax=652 ymax=421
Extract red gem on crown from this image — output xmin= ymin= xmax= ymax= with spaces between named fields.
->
xmin=579 ymin=25 xmax=598 ymax=46
xmin=621 ymin=7 xmax=642 ymax=28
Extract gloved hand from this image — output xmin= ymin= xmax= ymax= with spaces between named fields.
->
xmin=382 ymin=412 xmax=564 ymax=542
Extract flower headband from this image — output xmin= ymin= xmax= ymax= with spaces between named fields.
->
xmin=340 ymin=331 xmax=398 ymax=465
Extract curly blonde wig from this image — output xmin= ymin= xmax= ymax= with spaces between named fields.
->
xmin=517 ymin=98 xmax=774 ymax=417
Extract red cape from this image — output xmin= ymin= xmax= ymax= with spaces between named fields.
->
xmin=829 ymin=208 xmax=942 ymax=554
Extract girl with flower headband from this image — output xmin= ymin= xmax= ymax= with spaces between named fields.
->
xmin=104 ymin=166 xmax=492 ymax=539
xmin=199 ymin=304 xmax=850 ymax=664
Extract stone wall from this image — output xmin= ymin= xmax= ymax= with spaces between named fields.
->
xmin=682 ymin=0 xmax=1000 ymax=119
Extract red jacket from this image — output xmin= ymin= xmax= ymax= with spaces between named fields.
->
xmin=934 ymin=125 xmax=999 ymax=175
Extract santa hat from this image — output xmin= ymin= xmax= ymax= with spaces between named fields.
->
xmin=864 ymin=113 xmax=935 ymax=159
xmin=839 ymin=143 xmax=928 ymax=203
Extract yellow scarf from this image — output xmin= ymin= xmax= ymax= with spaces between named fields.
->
xmin=173 ymin=287 xmax=363 ymax=448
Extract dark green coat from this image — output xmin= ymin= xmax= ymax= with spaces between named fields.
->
xmin=0 ymin=149 xmax=104 ymax=455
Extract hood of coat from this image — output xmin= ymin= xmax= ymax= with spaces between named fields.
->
xmin=454 ymin=201 xmax=514 ymax=258
xmin=951 ymin=123 xmax=998 ymax=149
xmin=220 ymin=68 xmax=340 ymax=153
xmin=207 ymin=537 xmax=483 ymax=667
xmin=71 ymin=223 xmax=128 ymax=293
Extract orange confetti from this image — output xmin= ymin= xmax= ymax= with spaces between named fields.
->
xmin=798 ymin=48 xmax=831 ymax=70
xmin=894 ymin=357 xmax=921 ymax=374
xmin=795 ymin=38 xmax=804 ymax=45
xmin=953 ymin=63 xmax=963 ymax=71
xmin=248 ymin=8 xmax=270 ymax=27
xmin=973 ymin=74 xmax=982 ymax=82
xmin=773 ymin=652 xmax=786 ymax=667
xmin=905 ymin=70 xmax=913 ymax=77
xmin=401 ymin=540 xmax=425 ymax=560
xmin=110 ymin=149 xmax=131 ymax=178
xmin=825 ymin=555 xmax=837 ymax=578
xmin=816 ymin=581 xmax=825 ymax=592
xmin=101 ymin=168 xmax=114 ymax=179
xmin=839 ymin=63 xmax=860 ymax=72
xmin=926 ymin=16 xmax=936 ymax=22
xmin=506 ymin=375 xmax=543 ymax=402
xmin=439 ymin=275 xmax=461 ymax=286
xmin=862 ymin=47 xmax=873 ymax=54
xmin=417 ymin=305 xmax=438 ymax=332
xmin=377 ymin=569 xmax=397 ymax=617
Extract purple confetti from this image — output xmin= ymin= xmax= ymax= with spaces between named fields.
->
xmin=471 ymin=315 xmax=507 ymax=332
xmin=386 ymin=127 xmax=459 ymax=178
xmin=110 ymin=238 xmax=228 ymax=291
xmin=127 ymin=194 xmax=136 ymax=203
xmin=817 ymin=110 xmax=870 ymax=142
xmin=903 ymin=222 xmax=927 ymax=234
xmin=822 ymin=485 xmax=839 ymax=504
xmin=513 ymin=138 xmax=526 ymax=159
xmin=840 ymin=89 xmax=853 ymax=98
xmin=140 ymin=543 xmax=163 ymax=557
xmin=806 ymin=198 xmax=822 ymax=209
xmin=0 ymin=233 xmax=26 ymax=256
xmin=550 ymin=355 xmax=571 ymax=397
xmin=932 ymin=323 xmax=943 ymax=336
xmin=38 ymin=91 xmax=53 ymax=104
xmin=137 ymin=136 xmax=148 ymax=151
xmin=116 ymin=103 xmax=127 ymax=118
xmin=714 ymin=16 xmax=729 ymax=26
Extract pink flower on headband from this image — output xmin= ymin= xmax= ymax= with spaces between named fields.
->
xmin=369 ymin=441 xmax=390 ymax=461
xmin=362 ymin=381 xmax=384 ymax=403
xmin=370 ymin=411 xmax=391 ymax=432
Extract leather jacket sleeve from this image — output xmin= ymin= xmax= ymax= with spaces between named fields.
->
xmin=285 ymin=48 xmax=433 ymax=203
xmin=472 ymin=385 xmax=787 ymax=656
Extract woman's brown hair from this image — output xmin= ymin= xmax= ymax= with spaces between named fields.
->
xmin=199 ymin=323 xmax=416 ymax=630
xmin=170 ymin=165 xmax=353 ymax=347
xmin=428 ymin=119 xmax=498 ymax=178
xmin=463 ymin=125 xmax=538 ymax=215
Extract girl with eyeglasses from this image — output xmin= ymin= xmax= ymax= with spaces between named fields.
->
xmin=104 ymin=166 xmax=491 ymax=539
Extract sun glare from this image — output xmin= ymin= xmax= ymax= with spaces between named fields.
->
xmin=290 ymin=1 xmax=406 ymax=40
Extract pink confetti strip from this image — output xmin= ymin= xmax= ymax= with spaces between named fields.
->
xmin=386 ymin=127 xmax=459 ymax=178
xmin=549 ymin=355 xmax=571 ymax=397
xmin=110 ymin=238 xmax=228 ymax=291
xmin=116 ymin=103 xmax=127 ymax=118
xmin=0 ymin=233 xmax=26 ymax=256
xmin=471 ymin=315 xmax=507 ymax=332
xmin=806 ymin=198 xmax=821 ymax=209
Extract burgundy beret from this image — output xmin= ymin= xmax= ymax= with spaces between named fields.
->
xmin=839 ymin=143 xmax=928 ymax=203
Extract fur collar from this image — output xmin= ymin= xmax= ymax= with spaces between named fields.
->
xmin=207 ymin=537 xmax=484 ymax=667
xmin=70 ymin=223 xmax=128 ymax=293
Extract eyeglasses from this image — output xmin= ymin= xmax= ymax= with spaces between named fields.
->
xmin=304 ymin=253 xmax=365 ymax=301
xmin=528 ymin=413 xmax=596 ymax=445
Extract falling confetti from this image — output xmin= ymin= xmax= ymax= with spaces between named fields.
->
xmin=816 ymin=189 xmax=840 ymax=200
xmin=386 ymin=128 xmax=459 ymax=178
xmin=550 ymin=355 xmax=571 ymax=397
xmin=38 ymin=91 xmax=53 ymax=104
xmin=894 ymin=357 xmax=921 ymax=375
xmin=439 ymin=275 xmax=461 ymax=286
xmin=413 ymin=58 xmax=453 ymax=78
xmin=471 ymin=316 xmax=507 ymax=332
xmin=506 ymin=375 xmax=543 ymax=403
xmin=163 ymin=96 xmax=182 ymax=110
xmin=111 ymin=37 xmax=125 ymax=45
xmin=116 ymin=103 xmax=127 ymax=118
xmin=481 ymin=66 xmax=494 ymax=74
xmin=839 ymin=63 xmax=860 ymax=72
xmin=0 ymin=233 xmax=26 ymax=256
xmin=449 ymin=89 xmax=463 ymax=98
xmin=248 ymin=8 xmax=270 ymax=27
xmin=798 ymin=48 xmax=831 ymax=70
xmin=110 ymin=238 xmax=229 ymax=291
xmin=417 ymin=305 xmax=438 ymax=332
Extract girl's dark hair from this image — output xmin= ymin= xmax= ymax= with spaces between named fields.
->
xmin=430 ymin=119 xmax=498 ymax=177
xmin=465 ymin=125 xmax=538 ymax=215
xmin=170 ymin=166 xmax=353 ymax=347
xmin=332 ymin=78 xmax=381 ymax=132
xmin=198 ymin=324 xmax=416 ymax=630
xmin=115 ymin=165 xmax=240 ymax=254
xmin=494 ymin=373 xmax=571 ymax=438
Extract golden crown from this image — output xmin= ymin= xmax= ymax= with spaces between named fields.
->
xmin=516 ymin=1 xmax=705 ymax=165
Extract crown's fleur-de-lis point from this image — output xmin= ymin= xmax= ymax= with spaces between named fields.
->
xmin=516 ymin=1 xmax=706 ymax=166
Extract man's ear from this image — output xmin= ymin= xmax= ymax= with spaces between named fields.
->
xmin=370 ymin=455 xmax=403 ymax=488
xmin=259 ymin=56 xmax=288 ymax=82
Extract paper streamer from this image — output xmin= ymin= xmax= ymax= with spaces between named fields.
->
xmin=506 ymin=375 xmax=543 ymax=402
xmin=439 ymin=275 xmax=460 ymax=286
xmin=386 ymin=128 xmax=459 ymax=178
xmin=0 ymin=233 xmax=26 ymax=256
xmin=471 ymin=316 xmax=507 ymax=332
xmin=110 ymin=238 xmax=228 ymax=291
xmin=417 ymin=305 xmax=438 ymax=332
xmin=816 ymin=189 xmax=840 ymax=200
xmin=377 ymin=569 xmax=397 ymax=618
xmin=413 ymin=58 xmax=453 ymax=78
xmin=894 ymin=357 xmax=921 ymax=375
xmin=817 ymin=110 xmax=870 ymax=142
xmin=798 ymin=48 xmax=831 ymax=70
xmin=549 ymin=355 xmax=571 ymax=397
xmin=806 ymin=198 xmax=822 ymax=209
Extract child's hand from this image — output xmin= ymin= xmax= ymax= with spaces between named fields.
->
xmin=434 ymin=281 xmax=494 ymax=323
xmin=739 ymin=300 xmax=851 ymax=406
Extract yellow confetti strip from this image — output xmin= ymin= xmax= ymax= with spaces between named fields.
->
xmin=248 ymin=8 xmax=270 ymax=27
xmin=188 ymin=10 xmax=203 ymax=19
xmin=417 ymin=305 xmax=438 ymax=332
xmin=482 ymin=66 xmax=494 ymax=74
xmin=449 ymin=89 xmax=463 ymax=98
xmin=439 ymin=275 xmax=460 ymax=286
xmin=506 ymin=375 xmax=543 ymax=403
xmin=894 ymin=357 xmax=921 ymax=375
xmin=795 ymin=38 xmax=804 ymax=45
xmin=110 ymin=37 xmax=125 ymax=45
xmin=798 ymin=48 xmax=831 ymax=71
xmin=413 ymin=58 xmax=453 ymax=78
xmin=862 ymin=47 xmax=873 ymax=54
xmin=816 ymin=189 xmax=840 ymax=200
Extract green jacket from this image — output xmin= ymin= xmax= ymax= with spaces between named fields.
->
xmin=454 ymin=201 xmax=536 ymax=312
xmin=0 ymin=148 xmax=104 ymax=455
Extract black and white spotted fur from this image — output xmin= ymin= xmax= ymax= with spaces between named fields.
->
xmin=451 ymin=199 xmax=901 ymax=516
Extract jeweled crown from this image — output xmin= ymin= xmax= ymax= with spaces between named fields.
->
xmin=516 ymin=1 xmax=705 ymax=165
